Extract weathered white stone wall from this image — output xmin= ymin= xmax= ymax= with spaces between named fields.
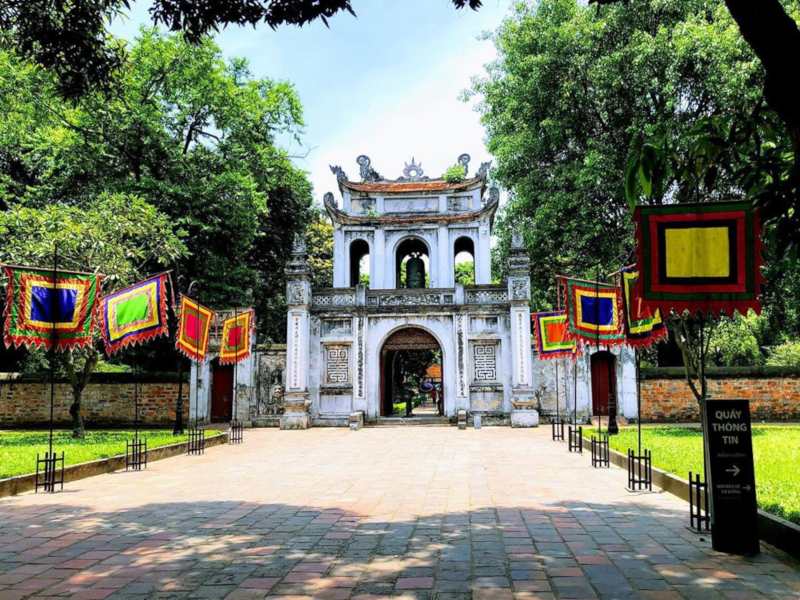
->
xmin=332 ymin=187 xmax=492 ymax=289
xmin=189 ymin=360 xmax=212 ymax=422
xmin=364 ymin=315 xmax=460 ymax=419
xmin=531 ymin=344 xmax=637 ymax=422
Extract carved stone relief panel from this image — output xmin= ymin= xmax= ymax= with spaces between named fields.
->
xmin=324 ymin=344 xmax=351 ymax=385
xmin=377 ymin=293 xmax=442 ymax=306
xmin=470 ymin=316 xmax=499 ymax=334
xmin=510 ymin=277 xmax=531 ymax=301
xmin=356 ymin=316 xmax=365 ymax=398
xmin=473 ymin=343 xmax=498 ymax=382
xmin=290 ymin=313 xmax=302 ymax=389
xmin=457 ymin=315 xmax=467 ymax=397
xmin=287 ymin=282 xmax=308 ymax=305
xmin=466 ymin=289 xmax=507 ymax=304
xmin=344 ymin=229 xmax=374 ymax=244
xmin=254 ymin=351 xmax=286 ymax=417
xmin=350 ymin=197 xmax=376 ymax=214
xmin=313 ymin=292 xmax=356 ymax=307
xmin=321 ymin=318 xmax=352 ymax=337
xmin=384 ymin=197 xmax=438 ymax=213
xmin=447 ymin=196 xmax=468 ymax=212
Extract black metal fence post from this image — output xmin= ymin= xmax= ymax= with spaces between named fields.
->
xmin=591 ymin=431 xmax=609 ymax=468
xmin=689 ymin=471 xmax=710 ymax=531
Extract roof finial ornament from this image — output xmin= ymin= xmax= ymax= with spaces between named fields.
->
xmin=356 ymin=155 xmax=382 ymax=182
xmin=323 ymin=191 xmax=335 ymax=207
xmin=489 ymin=186 xmax=500 ymax=204
xmin=329 ymin=164 xmax=348 ymax=183
xmin=401 ymin=157 xmax=425 ymax=181
xmin=457 ymin=153 xmax=471 ymax=176
xmin=511 ymin=229 xmax=524 ymax=250
xmin=477 ymin=161 xmax=491 ymax=179
xmin=292 ymin=232 xmax=307 ymax=255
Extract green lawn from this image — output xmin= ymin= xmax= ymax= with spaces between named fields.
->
xmin=589 ymin=424 xmax=800 ymax=525
xmin=0 ymin=429 xmax=222 ymax=479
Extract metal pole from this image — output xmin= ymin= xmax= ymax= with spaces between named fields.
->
xmin=232 ymin=306 xmax=238 ymax=424
xmin=573 ymin=355 xmax=578 ymax=425
xmin=194 ymin=291 xmax=201 ymax=428
xmin=134 ymin=363 xmax=139 ymax=442
xmin=595 ymin=267 xmax=600 ymax=436
xmin=555 ymin=359 xmax=560 ymax=422
xmin=636 ymin=348 xmax=642 ymax=455
xmin=48 ymin=245 xmax=57 ymax=457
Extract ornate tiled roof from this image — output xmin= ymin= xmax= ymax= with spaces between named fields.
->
xmin=328 ymin=154 xmax=491 ymax=195
xmin=341 ymin=177 xmax=483 ymax=194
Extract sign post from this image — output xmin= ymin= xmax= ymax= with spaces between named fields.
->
xmin=703 ymin=399 xmax=759 ymax=555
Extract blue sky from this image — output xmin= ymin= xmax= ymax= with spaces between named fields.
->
xmin=110 ymin=0 xmax=515 ymax=202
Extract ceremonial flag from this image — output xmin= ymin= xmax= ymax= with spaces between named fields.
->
xmin=562 ymin=277 xmax=625 ymax=346
xmin=532 ymin=311 xmax=576 ymax=360
xmin=176 ymin=295 xmax=214 ymax=361
xmin=100 ymin=274 xmax=169 ymax=356
xmin=218 ymin=309 xmax=254 ymax=365
xmin=634 ymin=201 xmax=762 ymax=316
xmin=3 ymin=266 xmax=101 ymax=351
xmin=620 ymin=268 xmax=667 ymax=347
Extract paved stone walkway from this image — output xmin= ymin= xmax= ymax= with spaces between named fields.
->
xmin=0 ymin=427 xmax=798 ymax=599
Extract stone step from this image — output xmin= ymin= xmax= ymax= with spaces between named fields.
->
xmin=368 ymin=416 xmax=452 ymax=427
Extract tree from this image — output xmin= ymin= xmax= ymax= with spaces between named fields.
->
xmin=306 ymin=209 xmax=334 ymax=289
xmin=0 ymin=30 xmax=313 ymax=344
xmin=0 ymin=0 xmax=482 ymax=98
xmin=474 ymin=0 xmax=765 ymax=301
xmin=0 ymin=193 xmax=186 ymax=436
xmin=590 ymin=0 xmax=800 ymax=252
xmin=471 ymin=0 xmax=800 ymax=406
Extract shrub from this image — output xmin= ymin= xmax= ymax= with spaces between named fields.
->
xmin=443 ymin=164 xmax=466 ymax=183
xmin=767 ymin=341 xmax=800 ymax=368
xmin=709 ymin=312 xmax=765 ymax=367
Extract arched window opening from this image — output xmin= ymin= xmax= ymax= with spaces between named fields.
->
xmin=395 ymin=237 xmax=430 ymax=288
xmin=454 ymin=236 xmax=475 ymax=286
xmin=349 ymin=239 xmax=370 ymax=287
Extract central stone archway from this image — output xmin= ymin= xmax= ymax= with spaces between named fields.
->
xmin=379 ymin=326 xmax=443 ymax=417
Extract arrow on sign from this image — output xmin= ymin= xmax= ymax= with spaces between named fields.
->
xmin=726 ymin=465 xmax=741 ymax=477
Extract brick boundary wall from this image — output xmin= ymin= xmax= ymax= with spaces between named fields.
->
xmin=640 ymin=367 xmax=800 ymax=421
xmin=0 ymin=373 xmax=188 ymax=427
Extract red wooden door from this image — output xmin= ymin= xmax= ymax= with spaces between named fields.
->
xmin=590 ymin=352 xmax=615 ymax=416
xmin=211 ymin=363 xmax=233 ymax=421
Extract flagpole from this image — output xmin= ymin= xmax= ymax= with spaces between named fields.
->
xmin=48 ymin=245 xmax=57 ymax=459
xmin=134 ymin=362 xmax=139 ymax=443
xmin=636 ymin=348 xmax=642 ymax=455
xmin=232 ymin=306 xmax=238 ymax=426
xmin=194 ymin=287 xmax=201 ymax=429
xmin=595 ymin=265 xmax=601 ymax=436
xmin=555 ymin=359 xmax=560 ymax=425
xmin=573 ymin=353 xmax=577 ymax=427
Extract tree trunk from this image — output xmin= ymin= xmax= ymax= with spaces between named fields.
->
xmin=723 ymin=0 xmax=800 ymax=136
xmin=66 ymin=348 xmax=99 ymax=438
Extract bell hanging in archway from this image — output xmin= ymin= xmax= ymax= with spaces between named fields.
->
xmin=406 ymin=254 xmax=426 ymax=288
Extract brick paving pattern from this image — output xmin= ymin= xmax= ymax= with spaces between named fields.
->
xmin=0 ymin=427 xmax=798 ymax=599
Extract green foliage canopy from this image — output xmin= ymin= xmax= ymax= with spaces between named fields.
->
xmin=472 ymin=0 xmax=800 ymax=349
xmin=0 ymin=29 xmax=313 ymax=343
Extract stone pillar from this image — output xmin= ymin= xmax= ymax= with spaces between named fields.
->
xmin=454 ymin=313 xmax=469 ymax=413
xmin=507 ymin=230 xmax=538 ymax=427
xmin=282 ymin=234 xmax=312 ymax=430
xmin=477 ymin=220 xmax=492 ymax=285
xmin=352 ymin=287 xmax=367 ymax=414
xmin=373 ymin=228 xmax=385 ymax=289
xmin=233 ymin=353 xmax=255 ymax=424
xmin=438 ymin=224 xmax=450 ymax=288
